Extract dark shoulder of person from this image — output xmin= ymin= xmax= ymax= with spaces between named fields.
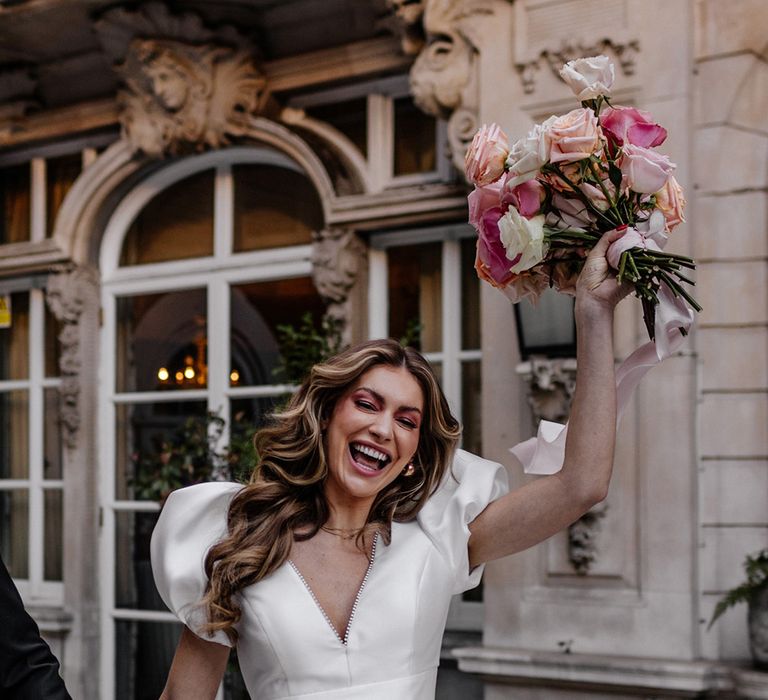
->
xmin=0 ymin=556 xmax=72 ymax=700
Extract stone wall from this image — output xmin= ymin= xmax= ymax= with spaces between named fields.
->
xmin=693 ymin=0 xmax=768 ymax=662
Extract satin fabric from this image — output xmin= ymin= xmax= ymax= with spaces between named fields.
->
xmin=151 ymin=449 xmax=508 ymax=700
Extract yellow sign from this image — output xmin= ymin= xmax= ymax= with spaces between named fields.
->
xmin=0 ymin=294 xmax=10 ymax=328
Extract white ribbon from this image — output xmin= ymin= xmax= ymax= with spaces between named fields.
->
xmin=511 ymin=234 xmax=695 ymax=475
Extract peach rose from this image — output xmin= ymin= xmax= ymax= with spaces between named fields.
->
xmin=500 ymin=269 xmax=550 ymax=304
xmin=465 ymin=123 xmax=510 ymax=186
xmin=654 ymin=176 xmax=685 ymax=231
xmin=548 ymin=108 xmax=602 ymax=164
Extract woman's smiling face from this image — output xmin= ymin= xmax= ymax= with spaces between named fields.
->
xmin=323 ymin=365 xmax=424 ymax=509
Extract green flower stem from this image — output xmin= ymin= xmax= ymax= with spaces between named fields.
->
xmin=587 ymin=159 xmax=623 ymax=223
xmin=548 ymin=164 xmax=618 ymax=228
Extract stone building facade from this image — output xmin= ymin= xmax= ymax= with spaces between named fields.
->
xmin=0 ymin=1 xmax=765 ymax=698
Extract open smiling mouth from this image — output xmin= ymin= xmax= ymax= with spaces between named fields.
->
xmin=349 ymin=442 xmax=392 ymax=472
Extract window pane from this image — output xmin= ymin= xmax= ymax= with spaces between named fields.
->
xmin=43 ymin=489 xmax=63 ymax=581
xmin=229 ymin=396 xmax=286 ymax=482
xmin=230 ymin=277 xmax=325 ymax=385
xmin=388 ymin=243 xmax=442 ymax=352
xmin=0 ymin=291 xmax=29 ymax=380
xmin=0 ymin=390 xmax=29 ymax=479
xmin=44 ymin=303 xmax=62 ymax=377
xmin=46 ymin=153 xmax=81 ymax=236
xmin=115 ymin=619 xmax=182 ymax=700
xmin=0 ymin=163 xmax=30 ymax=245
xmin=44 ymin=388 xmax=62 ymax=480
xmin=393 ymin=96 xmax=436 ymax=176
xmin=120 ymin=170 xmax=214 ymax=266
xmin=232 ymin=165 xmax=322 ymax=252
xmin=117 ymin=289 xmax=207 ymax=393
xmin=305 ymin=98 xmax=368 ymax=157
xmin=115 ymin=400 xmax=208 ymax=502
xmin=461 ymin=238 xmax=481 ymax=350
xmin=461 ymin=361 xmax=482 ymax=456
xmin=0 ymin=490 xmax=28 ymax=578
xmin=115 ymin=510 xmax=164 ymax=610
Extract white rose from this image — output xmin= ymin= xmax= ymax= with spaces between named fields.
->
xmin=498 ymin=208 xmax=548 ymax=274
xmin=505 ymin=116 xmax=556 ymax=188
xmin=559 ymin=55 xmax=615 ymax=101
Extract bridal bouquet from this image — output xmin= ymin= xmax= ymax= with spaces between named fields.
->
xmin=465 ymin=55 xmax=700 ymax=341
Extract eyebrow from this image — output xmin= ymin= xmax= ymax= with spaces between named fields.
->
xmin=357 ymin=386 xmax=423 ymax=415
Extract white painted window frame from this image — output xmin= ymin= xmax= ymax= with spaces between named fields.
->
xmin=0 ymin=287 xmax=64 ymax=603
xmin=288 ymin=74 xmax=451 ymax=191
xmin=99 ymin=147 xmax=314 ymax=700
xmin=368 ymin=223 xmax=484 ymax=631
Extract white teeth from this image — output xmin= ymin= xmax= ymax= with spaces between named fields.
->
xmin=352 ymin=443 xmax=389 ymax=463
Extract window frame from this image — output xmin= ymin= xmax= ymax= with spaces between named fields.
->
xmin=368 ymin=222 xmax=484 ymax=631
xmin=99 ymin=148 xmax=319 ymax=699
xmin=0 ymin=283 xmax=64 ymax=603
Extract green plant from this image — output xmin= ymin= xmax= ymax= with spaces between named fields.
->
xmin=274 ymin=312 xmax=344 ymax=384
xmin=130 ymin=411 xmax=260 ymax=501
xmin=709 ymin=549 xmax=768 ymax=628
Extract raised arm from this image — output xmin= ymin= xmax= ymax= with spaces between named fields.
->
xmin=160 ymin=627 xmax=229 ymax=700
xmin=468 ymin=229 xmax=629 ymax=567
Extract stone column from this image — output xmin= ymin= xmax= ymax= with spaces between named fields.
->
xmin=45 ymin=265 xmax=101 ymax=700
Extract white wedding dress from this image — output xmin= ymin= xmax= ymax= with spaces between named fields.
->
xmin=151 ymin=450 xmax=508 ymax=700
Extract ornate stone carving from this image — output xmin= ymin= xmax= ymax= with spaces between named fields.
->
xmin=311 ymin=228 xmax=366 ymax=347
xmin=516 ymin=39 xmax=640 ymax=95
xmin=517 ymin=356 xmax=608 ymax=575
xmin=95 ymin=3 xmax=266 ymax=157
xmin=45 ymin=267 xmax=99 ymax=449
xmin=400 ymin=0 xmax=497 ymax=173
xmin=515 ymin=356 xmax=577 ymax=424
xmin=567 ymin=502 xmax=608 ymax=575
xmin=378 ymin=0 xmax=427 ymax=56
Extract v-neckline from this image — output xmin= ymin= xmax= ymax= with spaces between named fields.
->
xmin=287 ymin=531 xmax=379 ymax=646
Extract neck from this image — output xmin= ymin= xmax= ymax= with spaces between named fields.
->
xmin=322 ymin=486 xmax=375 ymax=532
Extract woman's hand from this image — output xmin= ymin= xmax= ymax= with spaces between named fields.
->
xmin=576 ymin=229 xmax=632 ymax=311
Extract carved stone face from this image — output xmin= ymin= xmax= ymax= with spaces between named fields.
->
xmin=146 ymin=54 xmax=189 ymax=112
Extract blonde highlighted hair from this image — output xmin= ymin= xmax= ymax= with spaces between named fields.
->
xmin=200 ymin=339 xmax=461 ymax=643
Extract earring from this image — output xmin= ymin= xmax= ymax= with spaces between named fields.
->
xmin=403 ymin=462 xmax=416 ymax=477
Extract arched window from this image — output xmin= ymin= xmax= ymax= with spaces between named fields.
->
xmin=98 ymin=147 xmax=325 ymax=699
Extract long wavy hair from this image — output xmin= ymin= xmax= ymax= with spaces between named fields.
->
xmin=200 ymin=339 xmax=461 ymax=643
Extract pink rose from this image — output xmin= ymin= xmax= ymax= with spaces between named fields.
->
xmin=469 ymin=182 xmax=516 ymax=287
xmin=465 ymin=123 xmax=510 ymax=186
xmin=549 ymin=192 xmax=595 ymax=229
xmin=600 ymin=106 xmax=667 ymax=149
xmin=548 ymin=108 xmax=602 ymax=164
xmin=654 ymin=176 xmax=685 ymax=230
xmin=619 ymin=144 xmax=675 ymax=194
xmin=468 ymin=181 xmax=503 ymax=229
xmin=502 ymin=177 xmax=544 ymax=218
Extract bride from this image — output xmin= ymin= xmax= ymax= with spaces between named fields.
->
xmin=151 ymin=230 xmax=628 ymax=699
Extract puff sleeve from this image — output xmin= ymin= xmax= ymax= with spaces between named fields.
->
xmin=417 ymin=449 xmax=509 ymax=594
xmin=150 ymin=481 xmax=242 ymax=647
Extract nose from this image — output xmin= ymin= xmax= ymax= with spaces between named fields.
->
xmin=369 ymin=411 xmax=394 ymax=441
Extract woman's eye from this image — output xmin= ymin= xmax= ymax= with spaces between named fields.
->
xmin=355 ymin=399 xmax=375 ymax=410
xmin=398 ymin=418 xmax=417 ymax=429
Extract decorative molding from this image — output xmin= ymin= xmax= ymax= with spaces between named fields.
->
xmin=95 ymin=3 xmax=267 ymax=157
xmin=403 ymin=0 xmax=497 ymax=173
xmin=516 ymin=356 xmax=609 ymax=576
xmin=516 ymin=38 xmax=640 ymax=95
xmin=45 ymin=266 xmax=99 ymax=449
xmin=567 ymin=502 xmax=608 ymax=575
xmin=515 ymin=356 xmax=577 ymax=424
xmin=311 ymin=228 xmax=367 ymax=347
xmin=378 ymin=1 xmax=427 ymax=56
